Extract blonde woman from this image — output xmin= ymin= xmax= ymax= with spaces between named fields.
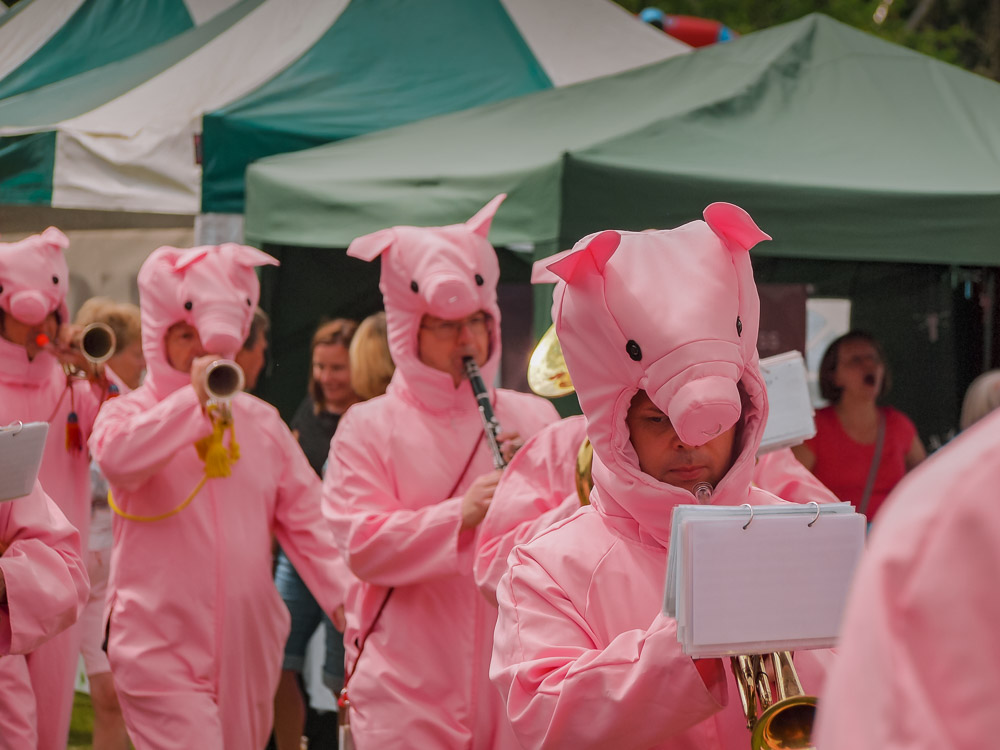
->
xmin=349 ymin=311 xmax=394 ymax=401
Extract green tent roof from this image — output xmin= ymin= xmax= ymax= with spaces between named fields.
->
xmin=245 ymin=13 xmax=1000 ymax=266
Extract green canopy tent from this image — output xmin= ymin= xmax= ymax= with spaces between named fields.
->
xmin=244 ymin=13 xmax=1000 ymax=440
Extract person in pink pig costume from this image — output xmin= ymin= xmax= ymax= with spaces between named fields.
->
xmin=814 ymin=407 xmax=1000 ymax=748
xmin=0 ymin=227 xmax=104 ymax=750
xmin=89 ymin=242 xmax=352 ymax=749
xmin=321 ymin=194 xmax=559 ymax=749
xmin=474 ymin=257 xmax=838 ymax=605
xmin=0 ymin=480 xmax=90 ymax=750
xmin=490 ymin=203 xmax=834 ymax=749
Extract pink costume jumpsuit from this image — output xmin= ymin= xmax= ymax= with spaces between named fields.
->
xmin=0 ymin=228 xmax=101 ymax=749
xmin=322 ymin=196 xmax=559 ymax=749
xmin=491 ymin=204 xmax=831 ymax=749
xmin=814 ymin=408 xmax=1000 ymax=749
xmin=90 ymin=243 xmax=350 ymax=750
xmin=0 ymin=480 xmax=89 ymax=750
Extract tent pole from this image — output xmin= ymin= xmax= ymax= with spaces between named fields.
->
xmin=984 ymin=270 xmax=996 ymax=371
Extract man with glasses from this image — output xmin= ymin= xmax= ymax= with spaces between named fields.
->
xmin=323 ymin=196 xmax=559 ymax=749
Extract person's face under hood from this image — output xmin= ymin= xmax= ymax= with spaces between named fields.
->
xmin=625 ymin=389 xmax=738 ymax=493
xmin=417 ymin=311 xmax=490 ymax=387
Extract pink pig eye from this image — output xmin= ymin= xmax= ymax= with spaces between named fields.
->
xmin=184 ymin=301 xmax=193 ymax=311
xmin=626 ymin=340 xmax=642 ymax=362
xmin=410 ymin=280 xmax=419 ymax=293
xmin=52 ymin=275 xmax=59 ymax=284
xmin=736 ymin=316 xmax=743 ymax=337
xmin=475 ymin=274 xmax=484 ymax=286
xmin=246 ymin=298 xmax=252 ymax=307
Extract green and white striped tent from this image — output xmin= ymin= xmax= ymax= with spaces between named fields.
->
xmin=0 ymin=0 xmax=687 ymax=218
xmin=0 ymin=0 xmax=243 ymax=100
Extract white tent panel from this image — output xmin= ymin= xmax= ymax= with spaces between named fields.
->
xmin=0 ymin=0 xmax=86 ymax=81
xmin=49 ymin=0 xmax=350 ymax=213
xmin=52 ymin=121 xmax=203 ymax=213
xmin=502 ymin=0 xmax=688 ymax=86
xmin=182 ymin=0 xmax=244 ymax=25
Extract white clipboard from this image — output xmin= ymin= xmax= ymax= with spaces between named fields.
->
xmin=0 ymin=421 xmax=49 ymax=502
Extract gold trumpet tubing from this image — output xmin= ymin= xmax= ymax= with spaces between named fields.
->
xmin=772 ymin=652 xmax=803 ymax=703
xmin=730 ymin=655 xmax=759 ymax=730
xmin=753 ymin=654 xmax=774 ymax=712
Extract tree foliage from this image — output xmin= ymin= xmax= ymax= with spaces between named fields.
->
xmin=618 ymin=0 xmax=1000 ymax=81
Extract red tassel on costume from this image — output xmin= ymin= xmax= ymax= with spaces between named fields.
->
xmin=66 ymin=411 xmax=83 ymax=452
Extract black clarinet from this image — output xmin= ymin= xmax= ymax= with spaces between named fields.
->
xmin=462 ymin=356 xmax=507 ymax=469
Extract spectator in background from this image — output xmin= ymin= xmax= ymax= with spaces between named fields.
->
xmin=236 ymin=306 xmax=270 ymax=392
xmin=959 ymin=369 xmax=1000 ymax=431
xmin=349 ymin=311 xmax=393 ymax=401
xmin=74 ymin=298 xmax=144 ymax=750
xmin=273 ymin=318 xmax=359 ymax=750
xmin=793 ymin=330 xmax=925 ymax=523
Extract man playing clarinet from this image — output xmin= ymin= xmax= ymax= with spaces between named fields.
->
xmin=322 ymin=195 xmax=558 ymax=749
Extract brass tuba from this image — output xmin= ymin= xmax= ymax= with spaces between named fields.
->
xmin=526 ymin=324 xmax=592 ymax=505
xmin=730 ymin=652 xmax=817 ymax=750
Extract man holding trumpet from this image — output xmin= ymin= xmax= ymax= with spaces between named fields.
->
xmin=0 ymin=227 xmax=110 ymax=749
xmin=90 ymin=243 xmax=351 ymax=749
xmin=322 ymin=196 xmax=557 ymax=749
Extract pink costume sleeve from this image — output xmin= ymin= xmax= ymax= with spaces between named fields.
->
xmin=0 ymin=482 xmax=89 ymax=655
xmin=815 ymin=415 xmax=1000 ymax=749
xmin=322 ymin=409 xmax=469 ymax=588
xmin=474 ymin=416 xmax=586 ymax=604
xmin=270 ymin=421 xmax=351 ymax=615
xmin=90 ymin=386 xmax=211 ymax=492
xmin=491 ymin=546 xmax=727 ymax=749
xmin=753 ymin=447 xmax=840 ymax=505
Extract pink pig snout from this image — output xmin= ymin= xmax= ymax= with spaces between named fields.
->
xmin=666 ymin=376 xmax=742 ymax=447
xmin=8 ymin=290 xmax=52 ymax=325
xmin=423 ymin=273 xmax=480 ymax=318
xmin=193 ymin=308 xmax=246 ymax=356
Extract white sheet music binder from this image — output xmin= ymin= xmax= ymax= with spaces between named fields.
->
xmin=664 ymin=502 xmax=865 ymax=657
xmin=0 ymin=421 xmax=49 ymax=502
xmin=758 ymin=350 xmax=816 ymax=454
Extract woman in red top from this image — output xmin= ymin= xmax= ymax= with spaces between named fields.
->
xmin=793 ymin=331 xmax=925 ymax=522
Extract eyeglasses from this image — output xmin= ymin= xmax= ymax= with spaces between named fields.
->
xmin=420 ymin=313 xmax=489 ymax=342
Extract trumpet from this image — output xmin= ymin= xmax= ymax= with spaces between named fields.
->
xmin=80 ymin=322 xmax=116 ymax=365
xmin=203 ymin=359 xmax=245 ymax=403
xmin=730 ymin=652 xmax=817 ymax=750
xmin=463 ymin=356 xmax=506 ymax=470
xmin=201 ymin=359 xmax=245 ymax=424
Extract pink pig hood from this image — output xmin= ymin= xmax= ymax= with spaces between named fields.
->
xmin=346 ymin=194 xmax=505 ymax=412
xmin=0 ymin=227 xmax=70 ymax=326
xmin=137 ymin=242 xmax=278 ymax=399
xmin=547 ymin=203 xmax=771 ymax=547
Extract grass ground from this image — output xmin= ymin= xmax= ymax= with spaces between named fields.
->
xmin=69 ymin=691 xmax=94 ymax=750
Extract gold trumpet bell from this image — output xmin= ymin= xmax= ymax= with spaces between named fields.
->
xmin=731 ymin=652 xmax=817 ymax=750
xmin=527 ymin=324 xmax=575 ymax=398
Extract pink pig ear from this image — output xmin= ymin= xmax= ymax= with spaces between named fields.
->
xmin=227 ymin=243 xmax=279 ymax=269
xmin=347 ymin=228 xmax=395 ymax=262
xmin=531 ymin=248 xmax=574 ymax=284
xmin=171 ymin=246 xmax=211 ymax=271
xmin=703 ymin=203 xmax=771 ymax=254
xmin=39 ymin=226 xmax=69 ymax=252
xmin=547 ymin=230 xmax=621 ymax=284
xmin=465 ymin=194 xmax=507 ymax=239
